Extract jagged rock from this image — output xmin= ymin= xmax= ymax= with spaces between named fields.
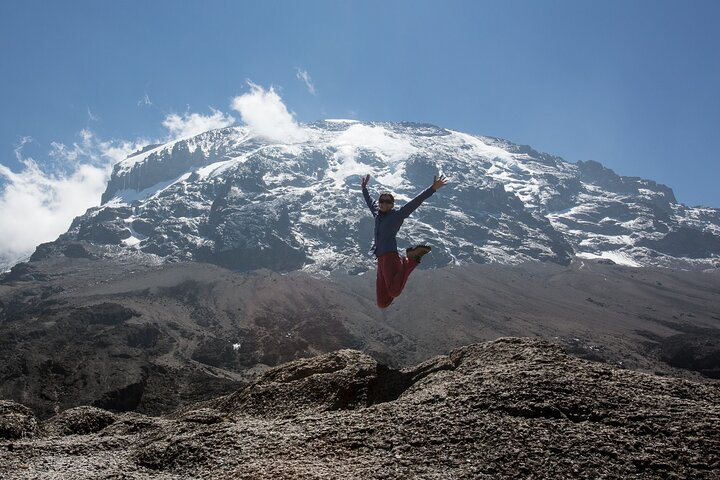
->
xmin=77 ymin=221 xmax=131 ymax=245
xmin=131 ymin=219 xmax=156 ymax=236
xmin=640 ymin=227 xmax=720 ymax=259
xmin=43 ymin=406 xmax=116 ymax=436
xmin=0 ymin=401 xmax=37 ymax=439
xmin=212 ymin=349 xmax=421 ymax=418
xmin=61 ymin=243 xmax=95 ymax=259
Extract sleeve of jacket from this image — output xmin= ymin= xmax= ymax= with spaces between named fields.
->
xmin=362 ymin=186 xmax=378 ymax=217
xmin=398 ymin=187 xmax=435 ymax=219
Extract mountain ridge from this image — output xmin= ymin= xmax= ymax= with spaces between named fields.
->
xmin=26 ymin=120 xmax=720 ymax=273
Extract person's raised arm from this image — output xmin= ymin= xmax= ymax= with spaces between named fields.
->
xmin=432 ymin=174 xmax=448 ymax=192
xmin=361 ymin=174 xmax=378 ymax=216
xmin=399 ymin=175 xmax=448 ymax=218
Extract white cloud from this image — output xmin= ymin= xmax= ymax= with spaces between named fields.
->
xmin=295 ymin=68 xmax=317 ymax=95
xmin=162 ymin=108 xmax=235 ymax=141
xmin=0 ymin=95 xmax=286 ymax=268
xmin=0 ymin=132 xmax=143 ymax=266
xmin=231 ymin=81 xmax=307 ymax=143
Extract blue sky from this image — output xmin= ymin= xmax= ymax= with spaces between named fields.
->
xmin=1 ymin=0 xmax=719 ymax=261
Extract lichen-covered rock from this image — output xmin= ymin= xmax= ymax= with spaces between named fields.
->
xmin=0 ymin=401 xmax=37 ymax=439
xmin=43 ymin=406 xmax=116 ymax=436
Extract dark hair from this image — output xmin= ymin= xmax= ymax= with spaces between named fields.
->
xmin=379 ymin=192 xmax=394 ymax=202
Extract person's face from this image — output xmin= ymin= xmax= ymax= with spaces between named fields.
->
xmin=378 ymin=195 xmax=394 ymax=212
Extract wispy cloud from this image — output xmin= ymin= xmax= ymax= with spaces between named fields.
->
xmin=14 ymin=136 xmax=33 ymax=162
xmin=231 ymin=81 xmax=307 ymax=143
xmin=161 ymin=108 xmax=235 ymax=140
xmin=137 ymin=93 xmax=152 ymax=107
xmin=295 ymin=68 xmax=317 ymax=95
xmin=87 ymin=107 xmax=100 ymax=122
xmin=0 ymin=131 xmax=143 ymax=265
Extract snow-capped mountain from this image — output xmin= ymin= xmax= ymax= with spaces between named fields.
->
xmin=32 ymin=121 xmax=720 ymax=272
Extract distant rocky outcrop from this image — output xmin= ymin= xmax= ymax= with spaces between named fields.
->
xmin=1 ymin=338 xmax=719 ymax=479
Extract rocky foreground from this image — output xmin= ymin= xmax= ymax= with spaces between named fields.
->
xmin=1 ymin=337 xmax=719 ymax=479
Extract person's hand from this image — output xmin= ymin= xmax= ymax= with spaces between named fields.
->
xmin=361 ymin=174 xmax=370 ymax=189
xmin=432 ymin=174 xmax=448 ymax=191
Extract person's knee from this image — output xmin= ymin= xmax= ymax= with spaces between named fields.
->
xmin=377 ymin=298 xmax=393 ymax=309
xmin=388 ymin=285 xmax=403 ymax=298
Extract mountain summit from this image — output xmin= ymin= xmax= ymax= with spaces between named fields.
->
xmin=32 ymin=121 xmax=720 ymax=272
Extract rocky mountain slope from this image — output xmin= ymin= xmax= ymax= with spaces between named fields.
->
xmin=2 ymin=256 xmax=719 ymax=420
xmin=29 ymin=121 xmax=720 ymax=273
xmin=2 ymin=338 xmax=719 ymax=479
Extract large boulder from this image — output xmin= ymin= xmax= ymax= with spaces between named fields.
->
xmin=43 ymin=406 xmax=117 ymax=436
xmin=212 ymin=349 xmax=431 ymax=418
xmin=0 ymin=400 xmax=38 ymax=439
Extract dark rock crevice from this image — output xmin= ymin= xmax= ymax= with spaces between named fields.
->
xmin=93 ymin=379 xmax=147 ymax=412
xmin=661 ymin=329 xmax=720 ymax=379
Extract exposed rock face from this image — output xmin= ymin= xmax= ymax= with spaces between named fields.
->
xmin=1 ymin=338 xmax=719 ymax=479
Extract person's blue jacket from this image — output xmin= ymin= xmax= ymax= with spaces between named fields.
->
xmin=362 ymin=186 xmax=435 ymax=257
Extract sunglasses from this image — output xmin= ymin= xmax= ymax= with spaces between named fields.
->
xmin=379 ymin=199 xmax=394 ymax=204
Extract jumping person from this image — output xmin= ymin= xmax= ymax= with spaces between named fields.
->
xmin=361 ymin=173 xmax=448 ymax=308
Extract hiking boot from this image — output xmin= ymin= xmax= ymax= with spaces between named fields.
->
xmin=406 ymin=245 xmax=432 ymax=263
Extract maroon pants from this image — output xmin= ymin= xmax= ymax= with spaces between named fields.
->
xmin=376 ymin=252 xmax=419 ymax=309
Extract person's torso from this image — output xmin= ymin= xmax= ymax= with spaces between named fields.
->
xmin=374 ymin=209 xmax=404 ymax=255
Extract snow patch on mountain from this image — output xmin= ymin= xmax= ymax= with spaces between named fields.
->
xmin=334 ymin=124 xmax=419 ymax=164
xmin=576 ymin=251 xmax=642 ymax=267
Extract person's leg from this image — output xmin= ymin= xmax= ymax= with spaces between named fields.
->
xmin=377 ymin=252 xmax=420 ymax=307
xmin=376 ymin=256 xmax=394 ymax=309
xmin=387 ymin=255 xmax=419 ymax=298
